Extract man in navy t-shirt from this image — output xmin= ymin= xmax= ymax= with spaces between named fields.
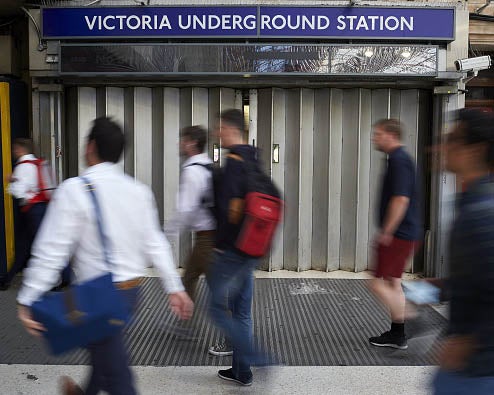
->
xmin=369 ymin=118 xmax=422 ymax=350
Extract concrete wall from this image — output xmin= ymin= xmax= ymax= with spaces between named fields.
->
xmin=0 ymin=36 xmax=14 ymax=75
xmin=0 ymin=19 xmax=27 ymax=78
xmin=27 ymin=9 xmax=57 ymax=74
xmin=447 ymin=10 xmax=469 ymax=71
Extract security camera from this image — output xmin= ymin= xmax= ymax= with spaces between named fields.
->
xmin=455 ymin=56 xmax=492 ymax=72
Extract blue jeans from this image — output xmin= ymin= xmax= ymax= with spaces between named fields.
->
xmin=433 ymin=370 xmax=494 ymax=395
xmin=208 ymin=249 xmax=262 ymax=379
xmin=85 ymin=287 xmax=139 ymax=395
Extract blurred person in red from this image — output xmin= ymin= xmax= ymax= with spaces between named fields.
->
xmin=432 ymin=108 xmax=494 ymax=394
xmin=368 ymin=119 xmax=422 ymax=350
xmin=1 ymin=139 xmax=50 ymax=290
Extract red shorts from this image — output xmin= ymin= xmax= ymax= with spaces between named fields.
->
xmin=374 ymin=237 xmax=417 ymax=279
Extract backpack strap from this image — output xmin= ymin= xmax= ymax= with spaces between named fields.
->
xmin=17 ymin=158 xmax=51 ymax=211
xmin=17 ymin=160 xmax=36 ymax=165
xmin=17 ymin=159 xmax=45 ymax=188
xmin=226 ymin=153 xmax=244 ymax=162
xmin=184 ymin=162 xmax=214 ymax=171
xmin=17 ymin=159 xmax=43 ymax=188
xmin=227 ymin=150 xmax=258 ymax=181
xmin=182 ymin=162 xmax=216 ymax=215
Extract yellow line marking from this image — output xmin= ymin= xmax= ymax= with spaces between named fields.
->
xmin=0 ymin=82 xmax=15 ymax=270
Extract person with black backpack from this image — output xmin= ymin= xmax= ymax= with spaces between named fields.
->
xmin=163 ymin=126 xmax=219 ymax=335
xmin=164 ymin=126 xmax=215 ymax=303
xmin=164 ymin=125 xmax=235 ymax=356
xmin=208 ymin=109 xmax=282 ymax=386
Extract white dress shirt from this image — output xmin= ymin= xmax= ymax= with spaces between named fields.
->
xmin=164 ymin=153 xmax=216 ymax=238
xmin=8 ymin=154 xmax=38 ymax=203
xmin=18 ymin=162 xmax=184 ymax=306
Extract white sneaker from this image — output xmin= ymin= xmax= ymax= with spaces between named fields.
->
xmin=208 ymin=342 xmax=233 ymax=356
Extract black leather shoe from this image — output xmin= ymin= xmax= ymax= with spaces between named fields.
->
xmin=0 ymin=281 xmax=10 ymax=291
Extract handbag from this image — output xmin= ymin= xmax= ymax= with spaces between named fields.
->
xmin=31 ymin=177 xmax=130 ymax=355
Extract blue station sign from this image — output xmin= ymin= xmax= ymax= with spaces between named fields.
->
xmin=42 ymin=6 xmax=455 ymax=41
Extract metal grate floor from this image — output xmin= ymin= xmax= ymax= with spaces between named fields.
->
xmin=0 ymin=278 xmax=445 ymax=366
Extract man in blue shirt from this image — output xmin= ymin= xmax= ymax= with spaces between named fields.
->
xmin=369 ymin=118 xmax=422 ymax=350
xmin=433 ymin=109 xmax=494 ymax=394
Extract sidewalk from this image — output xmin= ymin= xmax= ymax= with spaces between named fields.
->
xmin=0 ymin=365 xmax=436 ymax=394
xmin=0 ymin=270 xmax=441 ymax=394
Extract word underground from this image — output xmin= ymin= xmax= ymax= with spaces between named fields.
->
xmin=84 ymin=13 xmax=415 ymax=32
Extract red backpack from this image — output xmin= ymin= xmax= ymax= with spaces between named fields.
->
xmin=17 ymin=158 xmax=55 ymax=211
xmin=234 ymin=154 xmax=283 ymax=258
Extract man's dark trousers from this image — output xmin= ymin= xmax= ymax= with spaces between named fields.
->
xmin=85 ymin=287 xmax=139 ymax=395
xmin=2 ymin=202 xmax=47 ymax=285
xmin=183 ymin=231 xmax=215 ymax=302
xmin=433 ymin=370 xmax=494 ymax=394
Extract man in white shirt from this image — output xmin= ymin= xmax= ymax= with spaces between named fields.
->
xmin=17 ymin=117 xmax=193 ymax=395
xmin=1 ymin=139 xmax=48 ymax=290
xmin=164 ymin=125 xmax=233 ymax=356
xmin=164 ymin=125 xmax=215 ymax=302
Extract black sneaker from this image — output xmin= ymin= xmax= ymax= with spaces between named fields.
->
xmin=208 ymin=342 xmax=233 ymax=356
xmin=218 ymin=368 xmax=252 ymax=386
xmin=369 ymin=331 xmax=408 ymax=350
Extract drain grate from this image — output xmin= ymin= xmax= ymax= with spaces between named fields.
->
xmin=0 ymin=278 xmax=445 ymax=366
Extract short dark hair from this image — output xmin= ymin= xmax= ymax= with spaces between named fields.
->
xmin=220 ymin=109 xmax=244 ymax=133
xmin=373 ymin=118 xmax=403 ymax=139
xmin=13 ymin=138 xmax=33 ymax=154
xmin=181 ymin=125 xmax=207 ymax=153
xmin=455 ymin=108 xmax=494 ymax=166
xmin=87 ymin=117 xmax=125 ymax=163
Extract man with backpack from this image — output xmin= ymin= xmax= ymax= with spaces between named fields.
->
xmin=164 ymin=125 xmax=234 ymax=356
xmin=1 ymin=138 xmax=51 ymax=290
xmin=209 ymin=109 xmax=282 ymax=386
xmin=165 ymin=126 xmax=215 ymax=303
xmin=163 ymin=126 xmax=218 ymax=327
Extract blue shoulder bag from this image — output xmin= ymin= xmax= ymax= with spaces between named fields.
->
xmin=31 ymin=177 xmax=130 ymax=355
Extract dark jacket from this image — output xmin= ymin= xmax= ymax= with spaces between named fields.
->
xmin=214 ymin=144 xmax=257 ymax=251
xmin=447 ymin=176 xmax=494 ymax=377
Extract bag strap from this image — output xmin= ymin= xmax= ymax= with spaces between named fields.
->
xmin=183 ymin=162 xmax=215 ymax=206
xmin=227 ymin=150 xmax=258 ymax=171
xmin=80 ymin=176 xmax=112 ymax=271
xmin=17 ymin=159 xmax=41 ymax=165
xmin=17 ymin=158 xmax=55 ymax=192
xmin=184 ymin=162 xmax=213 ymax=171
xmin=184 ymin=162 xmax=221 ymax=219
xmin=227 ymin=150 xmax=257 ymax=189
